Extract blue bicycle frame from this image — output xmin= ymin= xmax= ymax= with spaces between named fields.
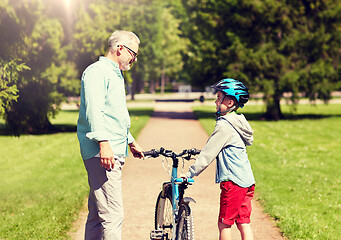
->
xmin=144 ymin=147 xmax=200 ymax=240
xmin=171 ymin=167 xmax=194 ymax=210
xmin=169 ymin=158 xmax=194 ymax=240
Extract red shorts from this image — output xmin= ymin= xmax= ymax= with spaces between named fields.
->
xmin=219 ymin=181 xmax=255 ymax=226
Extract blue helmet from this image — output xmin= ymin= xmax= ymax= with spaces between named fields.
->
xmin=211 ymin=78 xmax=249 ymax=108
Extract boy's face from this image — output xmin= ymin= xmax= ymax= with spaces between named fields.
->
xmin=215 ymin=91 xmax=236 ymax=114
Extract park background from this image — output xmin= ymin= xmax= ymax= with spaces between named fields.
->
xmin=0 ymin=0 xmax=340 ymax=239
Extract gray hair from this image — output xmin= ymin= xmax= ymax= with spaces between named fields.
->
xmin=108 ymin=30 xmax=140 ymax=50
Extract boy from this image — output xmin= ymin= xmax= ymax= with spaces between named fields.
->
xmin=185 ymin=78 xmax=255 ymax=240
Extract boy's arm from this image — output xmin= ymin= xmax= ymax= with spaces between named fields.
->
xmin=186 ymin=123 xmax=230 ymax=178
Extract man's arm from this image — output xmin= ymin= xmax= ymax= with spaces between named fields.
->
xmin=83 ymin=66 xmax=110 ymax=141
xmin=83 ymin=66 xmax=115 ymax=169
xmin=129 ymin=141 xmax=144 ymax=159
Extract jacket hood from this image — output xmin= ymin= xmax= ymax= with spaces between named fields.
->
xmin=221 ymin=112 xmax=254 ymax=145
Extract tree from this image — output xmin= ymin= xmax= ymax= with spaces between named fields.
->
xmin=128 ymin=0 xmax=164 ymax=94
xmin=127 ymin=0 xmax=188 ymax=96
xmin=72 ymin=0 xmax=124 ymax=74
xmin=72 ymin=0 xmax=188 ymax=98
xmin=72 ymin=0 xmax=140 ymax=97
xmin=180 ymin=0 xmax=340 ymax=119
xmin=159 ymin=6 xmax=188 ymax=94
xmin=0 ymin=0 xmax=79 ymax=135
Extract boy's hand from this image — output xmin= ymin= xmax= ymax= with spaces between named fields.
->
xmin=179 ymin=174 xmax=188 ymax=179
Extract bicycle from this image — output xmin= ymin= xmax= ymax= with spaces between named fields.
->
xmin=143 ymin=147 xmax=200 ymax=240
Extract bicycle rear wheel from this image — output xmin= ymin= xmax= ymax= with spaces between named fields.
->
xmin=155 ymin=191 xmax=173 ymax=240
xmin=176 ymin=204 xmax=194 ymax=240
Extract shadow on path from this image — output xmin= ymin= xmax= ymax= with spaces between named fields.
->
xmin=152 ymin=111 xmax=197 ymax=120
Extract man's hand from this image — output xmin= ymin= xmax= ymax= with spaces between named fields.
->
xmin=99 ymin=141 xmax=114 ymax=170
xmin=129 ymin=141 xmax=144 ymax=159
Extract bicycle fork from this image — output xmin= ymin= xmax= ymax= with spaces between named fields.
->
xmin=171 ymin=171 xmax=196 ymax=239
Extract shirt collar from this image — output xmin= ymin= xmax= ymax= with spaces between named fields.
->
xmin=99 ymin=56 xmax=119 ymax=69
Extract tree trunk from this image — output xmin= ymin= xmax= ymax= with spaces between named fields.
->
xmin=131 ymin=68 xmax=137 ymax=100
xmin=149 ymin=80 xmax=156 ymax=94
xmin=264 ymin=93 xmax=284 ymax=120
xmin=130 ymin=87 xmax=135 ymax=100
xmin=161 ymin=64 xmax=165 ymax=95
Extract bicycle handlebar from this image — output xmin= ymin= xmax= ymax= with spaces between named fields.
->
xmin=143 ymin=147 xmax=201 ymax=159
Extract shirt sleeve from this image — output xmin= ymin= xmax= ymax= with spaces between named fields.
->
xmin=83 ymin=66 xmax=111 ymax=142
xmin=127 ymin=132 xmax=135 ymax=144
xmin=186 ymin=122 xmax=231 ymax=178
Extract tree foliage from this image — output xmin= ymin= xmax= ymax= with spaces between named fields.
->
xmin=72 ymin=0 xmax=188 ymax=97
xmin=0 ymin=60 xmax=30 ymax=116
xmin=128 ymin=0 xmax=188 ymax=94
xmin=180 ymin=0 xmax=340 ymax=119
xmin=1 ymin=0 xmax=187 ymax=134
xmin=1 ymin=0 xmax=339 ymax=135
xmin=72 ymin=0 xmax=123 ymax=73
xmin=0 ymin=0 xmax=78 ymax=135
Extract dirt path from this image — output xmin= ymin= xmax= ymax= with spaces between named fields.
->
xmin=69 ymin=102 xmax=285 ymax=240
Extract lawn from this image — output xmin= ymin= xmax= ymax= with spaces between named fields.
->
xmin=193 ymin=103 xmax=341 ymax=240
xmin=0 ymin=107 xmax=153 ymax=239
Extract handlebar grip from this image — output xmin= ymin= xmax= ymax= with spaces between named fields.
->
xmin=143 ymin=149 xmax=159 ymax=157
xmin=188 ymin=148 xmax=201 ymax=155
xmin=194 ymin=149 xmax=201 ymax=155
xmin=143 ymin=151 xmax=153 ymax=156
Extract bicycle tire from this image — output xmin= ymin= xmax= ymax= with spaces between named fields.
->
xmin=155 ymin=191 xmax=173 ymax=240
xmin=176 ymin=204 xmax=194 ymax=240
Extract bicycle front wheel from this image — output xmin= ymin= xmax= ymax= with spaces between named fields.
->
xmin=176 ymin=204 xmax=194 ymax=240
xmin=155 ymin=191 xmax=173 ymax=239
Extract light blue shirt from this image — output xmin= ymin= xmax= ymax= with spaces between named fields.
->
xmin=77 ymin=56 xmax=135 ymax=160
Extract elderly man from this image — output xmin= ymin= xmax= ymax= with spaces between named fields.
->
xmin=77 ymin=30 xmax=144 ymax=240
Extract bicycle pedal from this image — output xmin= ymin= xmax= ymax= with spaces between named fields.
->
xmin=150 ymin=229 xmax=165 ymax=240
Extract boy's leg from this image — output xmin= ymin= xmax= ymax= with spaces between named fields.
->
xmin=218 ymin=222 xmax=232 ymax=240
xmin=236 ymin=223 xmax=254 ymax=240
xmin=218 ymin=181 xmax=242 ymax=240
xmin=236 ymin=185 xmax=255 ymax=240
xmin=219 ymin=181 xmax=247 ymax=225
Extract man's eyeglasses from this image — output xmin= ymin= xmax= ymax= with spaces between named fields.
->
xmin=118 ymin=45 xmax=137 ymax=60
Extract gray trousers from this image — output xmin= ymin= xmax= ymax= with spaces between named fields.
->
xmin=83 ymin=157 xmax=124 ymax=240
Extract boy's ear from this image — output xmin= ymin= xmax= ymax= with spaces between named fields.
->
xmin=227 ymin=98 xmax=235 ymax=108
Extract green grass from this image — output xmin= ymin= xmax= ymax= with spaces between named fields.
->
xmin=193 ymin=104 xmax=341 ymax=240
xmin=0 ymin=107 xmax=153 ymax=239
